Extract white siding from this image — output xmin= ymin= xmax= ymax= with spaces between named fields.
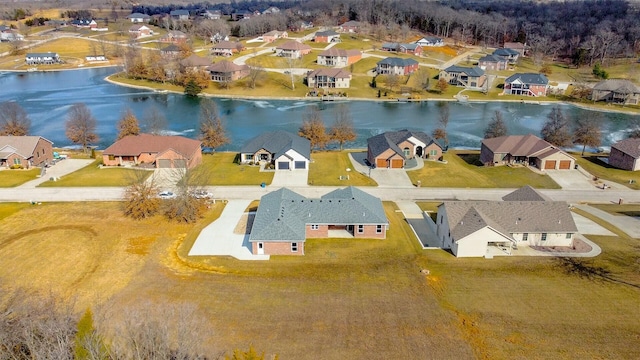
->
xmin=274 ymin=149 xmax=308 ymax=170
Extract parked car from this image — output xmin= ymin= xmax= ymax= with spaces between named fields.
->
xmin=190 ymin=189 xmax=213 ymax=199
xmin=158 ymin=191 xmax=176 ymax=199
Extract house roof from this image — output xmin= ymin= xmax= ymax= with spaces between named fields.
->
xmin=440 ymin=200 xmax=577 ymax=241
xmin=0 ymin=136 xmax=52 ymax=159
xmin=277 ymin=40 xmax=312 ymax=51
xmin=593 ymin=79 xmax=640 ymax=94
xmin=102 ymin=134 xmax=201 ymax=158
xmin=240 ymin=130 xmax=310 ymax=161
xmin=382 ymin=43 xmax=421 ymax=51
xmin=249 ymin=187 xmax=388 ymax=242
xmin=443 ymin=65 xmax=485 ymax=77
xmin=479 ymin=54 xmax=506 ymax=63
xmin=482 ymin=134 xmax=554 ymax=157
xmin=319 ymin=48 xmax=360 ymax=57
xmin=377 ymin=57 xmax=419 ymax=67
xmin=127 ymin=13 xmax=150 ymax=19
xmin=170 ymin=10 xmax=190 ymax=16
xmin=611 ymin=138 xmax=640 ymax=159
xmin=212 ymin=41 xmax=242 ymax=50
xmin=416 ymin=36 xmax=442 ymax=44
xmin=315 ymin=30 xmax=339 ymax=37
xmin=206 ymin=60 xmax=249 ymax=73
xmin=367 ymin=130 xmax=441 ymax=159
xmin=493 ymin=48 xmax=520 ymax=57
xmin=339 ymin=20 xmax=360 ymax=27
xmin=166 ymin=30 xmax=187 ymax=37
xmin=179 ymin=54 xmax=211 ymax=67
xmin=502 ymin=186 xmax=551 ymax=202
xmin=263 ymin=30 xmax=286 ymax=36
xmin=162 ymin=44 xmax=181 ymax=52
xmin=26 ymin=52 xmax=59 ymax=58
xmin=505 ymin=73 xmax=549 ymax=85
xmin=504 ymin=42 xmax=525 ymax=50
xmin=129 ymin=25 xmax=149 ymax=31
xmin=307 ymin=68 xmax=351 ymax=79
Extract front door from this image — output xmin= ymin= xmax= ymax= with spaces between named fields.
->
xmin=416 ymin=146 xmax=423 ymax=157
xmin=257 ymin=242 xmax=264 ymax=255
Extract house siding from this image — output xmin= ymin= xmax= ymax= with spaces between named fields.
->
xmin=355 ymin=224 xmax=386 ymax=239
xmin=252 ymin=242 xmax=305 ymax=256
xmin=424 ymin=143 xmax=442 ymax=160
xmin=306 ymin=224 xmax=329 ymax=237
xmin=609 ymin=147 xmax=640 ymax=171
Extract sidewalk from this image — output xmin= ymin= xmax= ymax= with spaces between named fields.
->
xmin=573 ymin=204 xmax=640 ymax=238
xmin=16 ymin=159 xmax=93 ymax=189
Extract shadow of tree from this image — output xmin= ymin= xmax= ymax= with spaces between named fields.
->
xmin=456 ymin=153 xmax=483 ymax=166
xmin=555 ymin=257 xmax=640 ymax=289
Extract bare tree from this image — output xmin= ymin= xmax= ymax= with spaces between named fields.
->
xmin=385 ymin=73 xmax=400 ymax=91
xmin=413 ymin=68 xmax=431 ymax=92
xmin=299 ymin=106 xmax=329 ymax=150
xmin=541 ymin=106 xmax=572 ymax=147
xmin=117 ymin=108 xmax=141 ymax=139
xmin=123 ymin=171 xmax=161 ymax=219
xmin=435 ymin=78 xmax=448 ymax=93
xmin=284 ymin=56 xmax=300 ymax=90
xmin=66 ymin=103 xmax=99 ymax=152
xmin=329 ymin=104 xmax=357 ymax=150
xmin=199 ymin=98 xmax=229 ymax=149
xmin=432 ymin=102 xmax=450 ymax=147
xmin=247 ymin=66 xmax=265 ymax=89
xmin=0 ymin=101 xmax=30 ymax=136
xmin=573 ymin=115 xmax=603 ymax=155
xmin=484 ymin=110 xmax=508 ymax=139
xmin=142 ymin=107 xmax=167 ymax=135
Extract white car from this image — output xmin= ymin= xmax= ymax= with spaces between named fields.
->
xmin=158 ymin=191 xmax=176 ymax=199
xmin=190 ymin=190 xmax=213 ymax=199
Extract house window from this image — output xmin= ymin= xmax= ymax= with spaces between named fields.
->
xmin=522 ymin=233 xmax=528 ymax=241
xmin=13 ymin=158 xmax=21 ymax=165
xmin=430 ymin=149 xmax=438 ymax=156
xmin=403 ymin=147 xmax=410 ymax=157
xmin=357 ymin=225 xmax=364 ymax=233
xmin=440 ymin=216 xmax=442 ymax=224
xmin=376 ymin=225 xmax=382 ymax=233
xmin=108 ymin=155 xmax=115 ymax=160
xmin=311 ymin=224 xmax=319 ymax=230
xmin=291 ymin=242 xmax=298 ymax=252
xmin=566 ymin=233 xmax=572 ymax=239
xmin=541 ymin=233 xmax=547 ymax=241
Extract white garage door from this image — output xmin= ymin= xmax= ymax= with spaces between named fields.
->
xmin=158 ymin=159 xmax=171 ymax=168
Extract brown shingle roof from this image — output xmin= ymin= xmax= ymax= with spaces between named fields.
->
xmin=307 ymin=68 xmax=351 ymax=79
xmin=179 ymin=54 xmax=211 ymax=67
xmin=103 ymin=134 xmax=201 ymax=159
xmin=611 ymin=138 xmax=640 ymax=159
xmin=0 ymin=136 xmax=52 ymax=159
xmin=319 ymin=48 xmax=361 ymax=57
xmin=206 ymin=60 xmax=249 ymax=73
xmin=277 ymin=40 xmax=311 ymax=51
xmin=482 ymin=134 xmax=552 ymax=157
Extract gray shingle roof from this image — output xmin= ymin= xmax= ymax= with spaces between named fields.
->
xmin=593 ymin=79 xmax=640 ymax=94
xmin=316 ymin=30 xmax=339 ymax=37
xmin=479 ymin=54 xmax=506 ymax=63
xmin=493 ymin=48 xmax=520 ymax=57
xmin=250 ymin=187 xmax=388 ymax=242
xmin=502 ymin=186 xmax=551 ymax=202
xmin=367 ymin=130 xmax=441 ymax=159
xmin=441 ymin=200 xmax=577 ymax=241
xmin=443 ymin=65 xmax=485 ymax=77
xmin=240 ymin=131 xmax=310 ymax=161
xmin=377 ymin=57 xmax=418 ymax=67
xmin=504 ymin=73 xmax=549 ymax=85
xmin=611 ymin=138 xmax=640 ymax=159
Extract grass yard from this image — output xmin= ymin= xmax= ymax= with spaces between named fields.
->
xmin=192 ymin=152 xmax=274 ymax=185
xmin=308 ymin=151 xmax=377 ymax=186
xmin=0 ymin=169 xmax=40 ymax=187
xmin=575 ymin=155 xmax=640 ymax=190
xmin=591 ymin=203 xmax=640 ymax=217
xmin=407 ymin=150 xmax=560 ymax=188
xmin=38 ymin=159 xmax=152 ymax=187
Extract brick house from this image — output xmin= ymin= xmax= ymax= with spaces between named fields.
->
xmin=338 ymin=20 xmax=361 ymax=33
xmin=503 ymin=73 xmax=549 ymax=97
xmin=609 ymin=138 xmax=640 ymax=171
xmin=306 ymin=68 xmax=352 ymax=89
xmin=314 ymin=30 xmax=340 ymax=43
xmin=102 ymin=134 xmax=202 ymax=169
xmin=211 ymin=41 xmax=245 ymax=57
xmin=249 ymin=187 xmax=388 ymax=256
xmin=478 ymin=54 xmax=508 ymax=71
xmin=206 ymin=60 xmax=250 ymax=82
xmin=376 ymin=57 xmax=419 ymax=75
xmin=262 ymin=30 xmax=287 ymax=43
xmin=439 ymin=65 xmax=486 ymax=88
xmin=276 ymin=41 xmax=312 ymax=59
xmin=239 ymin=130 xmax=310 ymax=170
xmin=128 ymin=25 xmax=152 ymax=39
xmin=381 ymin=42 xmax=423 ymax=56
xmin=367 ymin=130 xmax=443 ymax=169
xmin=480 ymin=134 xmax=575 ymax=171
xmin=160 ymin=30 xmax=188 ymax=43
xmin=504 ymin=42 xmax=526 ymax=57
xmin=0 ymin=136 xmax=53 ymax=168
xmin=317 ymin=48 xmax=361 ymax=67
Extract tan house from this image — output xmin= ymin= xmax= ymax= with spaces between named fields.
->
xmin=480 ymin=134 xmax=575 ymax=171
xmin=211 ymin=41 xmax=244 ymax=57
xmin=439 ymin=65 xmax=486 ymax=89
xmin=504 ymin=42 xmax=526 ymax=57
xmin=262 ymin=30 xmax=288 ymax=43
xmin=207 ymin=60 xmax=250 ymax=82
xmin=338 ymin=20 xmax=361 ymax=33
xmin=367 ymin=130 xmax=443 ymax=169
xmin=179 ymin=54 xmax=211 ymax=69
xmin=591 ymin=79 xmax=640 ymax=105
xmin=608 ymin=138 xmax=640 ymax=171
xmin=317 ymin=48 xmax=361 ymax=67
xmin=276 ymin=41 xmax=312 ymax=59
xmin=0 ymin=136 xmax=53 ymax=168
xmin=478 ymin=54 xmax=507 ymax=71
xmin=306 ymin=68 xmax=352 ymax=89
xmin=249 ymin=187 xmax=388 ymax=256
xmin=159 ymin=30 xmax=188 ymax=44
xmin=102 ymin=134 xmax=202 ymax=169
xmin=128 ymin=25 xmax=152 ymax=39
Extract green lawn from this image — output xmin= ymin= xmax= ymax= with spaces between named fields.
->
xmin=407 ymin=150 xmax=560 ymax=188
xmin=0 ymin=202 xmax=31 ymax=220
xmin=38 ymin=159 xmax=152 ymax=187
xmin=192 ymin=152 xmax=274 ymax=185
xmin=575 ymin=155 xmax=640 ymax=190
xmin=308 ymin=151 xmax=378 ymax=186
xmin=0 ymin=169 xmax=40 ymax=187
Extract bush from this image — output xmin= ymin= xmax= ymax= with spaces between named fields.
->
xmin=10 ymin=164 xmax=24 ymax=169
xmin=592 ymin=63 xmax=609 ymax=79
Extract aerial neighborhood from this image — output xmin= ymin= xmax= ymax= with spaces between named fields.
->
xmin=0 ymin=0 xmax=639 ymax=358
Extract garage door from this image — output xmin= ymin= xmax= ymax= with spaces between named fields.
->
xmin=173 ymin=159 xmax=187 ymax=168
xmin=391 ymin=159 xmax=404 ymax=168
xmin=376 ymin=158 xmax=387 ymax=168
xmin=544 ymin=160 xmax=556 ymax=170
xmin=559 ymin=160 xmax=571 ymax=170
xmin=294 ymin=161 xmax=306 ymax=169
xmin=278 ymin=161 xmax=289 ymax=170
xmin=157 ymin=159 xmax=171 ymax=168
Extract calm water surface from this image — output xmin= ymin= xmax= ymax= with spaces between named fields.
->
xmin=1 ymin=67 xmax=638 ymax=151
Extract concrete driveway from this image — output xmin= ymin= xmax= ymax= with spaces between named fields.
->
xmin=271 ymin=169 xmax=308 ymax=186
xmin=16 ymin=159 xmax=94 ymax=188
xmin=348 ymin=152 xmax=413 ymax=187
xmin=546 ymin=169 xmax=626 ymax=190
xmin=189 ymin=200 xmax=269 ymax=260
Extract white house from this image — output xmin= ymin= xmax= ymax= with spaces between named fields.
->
xmin=126 ymin=13 xmax=151 ymax=23
xmin=415 ymin=36 xmax=444 ymax=47
xmin=435 ymin=186 xmax=578 ymax=257
xmin=239 ymin=131 xmax=311 ymax=170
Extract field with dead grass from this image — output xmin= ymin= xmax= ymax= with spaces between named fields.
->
xmin=0 ymin=200 xmax=639 ymax=359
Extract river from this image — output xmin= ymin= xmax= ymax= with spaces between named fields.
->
xmin=1 ymin=67 xmax=638 ymax=151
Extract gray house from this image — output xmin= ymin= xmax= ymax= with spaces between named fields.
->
xmin=591 ymin=79 xmax=640 ymax=105
xmin=439 ymin=65 xmax=486 ymax=88
xmin=249 ymin=187 xmax=389 ymax=255
xmin=239 ymin=130 xmax=310 ymax=170
xmin=493 ymin=48 xmax=520 ymax=64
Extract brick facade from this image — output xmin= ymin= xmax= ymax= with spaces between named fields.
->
xmin=252 ymin=241 xmax=305 ymax=255
xmin=609 ymin=147 xmax=640 ymax=171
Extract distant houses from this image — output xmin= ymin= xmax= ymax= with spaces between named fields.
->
xmin=25 ymin=52 xmax=61 ymax=65
xmin=129 ymin=25 xmax=152 ymax=39
xmin=160 ymin=30 xmax=188 ymax=44
xmin=126 ymin=13 xmax=151 ymax=23
xmin=338 ymin=20 xmax=361 ymax=33
xmin=261 ymin=30 xmax=287 ymax=43
xmin=211 ymin=41 xmax=244 ymax=57
xmin=381 ymin=42 xmax=422 ymax=56
xmin=314 ymin=30 xmax=340 ymax=43
xmin=415 ymin=36 xmax=444 ymax=47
